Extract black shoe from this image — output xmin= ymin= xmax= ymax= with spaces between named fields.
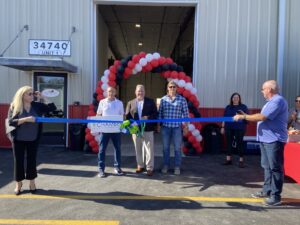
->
xmin=251 ymin=191 xmax=270 ymax=198
xmin=29 ymin=183 xmax=37 ymax=194
xmin=222 ymin=160 xmax=232 ymax=165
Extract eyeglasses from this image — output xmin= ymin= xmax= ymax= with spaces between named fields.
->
xmin=27 ymin=92 xmax=34 ymax=96
xmin=168 ymin=86 xmax=176 ymax=89
xmin=295 ymin=100 xmax=300 ymax=103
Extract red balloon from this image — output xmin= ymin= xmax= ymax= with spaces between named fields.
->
xmin=97 ymin=95 xmax=104 ymax=101
xmin=183 ymin=90 xmax=191 ymax=98
xmin=88 ymin=110 xmax=96 ymax=117
xmin=85 ymin=133 xmax=93 ymax=142
xmin=108 ymin=73 xmax=116 ymax=80
xmin=163 ymin=71 xmax=171 ymax=78
xmin=96 ymin=87 xmax=102 ymax=94
xmin=177 ymin=87 xmax=184 ymax=94
xmin=158 ymin=57 xmax=166 ymax=65
xmin=145 ymin=64 xmax=153 ymax=71
xmin=113 ymin=60 xmax=120 ymax=67
xmin=189 ymin=113 xmax=194 ymax=118
xmin=92 ymin=146 xmax=99 ymax=153
xmin=108 ymin=80 xmax=116 ymax=87
xmin=188 ymin=135 xmax=195 ymax=143
xmin=127 ymin=61 xmax=135 ymax=69
xmin=166 ymin=57 xmax=173 ymax=64
xmin=109 ymin=65 xmax=117 ymax=74
xmin=139 ymin=52 xmax=146 ymax=58
xmin=124 ymin=68 xmax=132 ymax=76
xmin=132 ymin=55 xmax=140 ymax=63
xmin=150 ymin=59 xmax=159 ymax=67
xmin=182 ymin=147 xmax=189 ymax=154
xmin=97 ymin=81 xmax=103 ymax=87
xmin=195 ymin=146 xmax=203 ymax=153
xmin=178 ymin=72 xmax=186 ymax=80
xmin=189 ymin=95 xmax=197 ymax=102
xmin=170 ymin=71 xmax=178 ymax=79
xmin=85 ymin=128 xmax=91 ymax=133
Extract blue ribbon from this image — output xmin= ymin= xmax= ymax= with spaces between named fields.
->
xmin=35 ymin=117 xmax=234 ymax=124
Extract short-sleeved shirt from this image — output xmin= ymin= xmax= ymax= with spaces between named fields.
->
xmin=158 ymin=94 xmax=189 ymax=128
xmin=224 ymin=104 xmax=249 ymax=130
xmin=97 ymin=98 xmax=124 ymax=116
xmin=257 ymin=94 xmax=288 ymax=143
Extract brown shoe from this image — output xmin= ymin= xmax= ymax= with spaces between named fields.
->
xmin=146 ymin=170 xmax=153 ymax=176
xmin=136 ymin=167 xmax=145 ymax=173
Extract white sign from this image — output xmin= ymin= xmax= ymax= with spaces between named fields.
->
xmin=29 ymin=39 xmax=71 ymax=56
xmin=89 ymin=115 xmax=123 ymax=133
xmin=42 ymin=89 xmax=60 ymax=98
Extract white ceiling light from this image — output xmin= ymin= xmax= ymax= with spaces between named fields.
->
xmin=138 ymin=42 xmax=143 ymax=46
xmin=135 ymin=24 xmax=141 ymax=28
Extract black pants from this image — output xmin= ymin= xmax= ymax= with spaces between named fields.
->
xmin=12 ymin=140 xmax=38 ymax=182
xmin=225 ymin=129 xmax=245 ymax=157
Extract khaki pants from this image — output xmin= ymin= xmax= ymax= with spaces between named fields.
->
xmin=132 ymin=131 xmax=154 ymax=170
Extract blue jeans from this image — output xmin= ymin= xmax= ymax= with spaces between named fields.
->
xmin=98 ymin=133 xmax=121 ymax=171
xmin=161 ymin=126 xmax=182 ymax=167
xmin=260 ymin=141 xmax=285 ymax=201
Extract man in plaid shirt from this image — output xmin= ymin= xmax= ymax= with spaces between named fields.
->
xmin=158 ymin=81 xmax=189 ymax=175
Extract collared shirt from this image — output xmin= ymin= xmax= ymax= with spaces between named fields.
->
xmin=136 ymin=99 xmax=144 ymax=119
xmin=257 ymin=94 xmax=288 ymax=143
xmin=97 ymin=98 xmax=124 ymax=116
xmin=158 ymin=94 xmax=189 ymax=128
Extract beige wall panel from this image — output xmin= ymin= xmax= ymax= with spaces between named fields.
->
xmin=283 ymin=0 xmax=300 ymax=107
xmin=0 ymin=0 xmax=94 ymax=105
xmin=197 ymin=0 xmax=278 ymax=108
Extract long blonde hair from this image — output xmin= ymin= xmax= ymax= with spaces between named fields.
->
xmin=10 ymin=86 xmax=33 ymax=117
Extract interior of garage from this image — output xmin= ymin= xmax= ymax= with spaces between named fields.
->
xmin=96 ymin=4 xmax=195 ymax=104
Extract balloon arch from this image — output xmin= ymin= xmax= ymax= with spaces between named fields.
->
xmin=85 ymin=52 xmax=203 ymax=155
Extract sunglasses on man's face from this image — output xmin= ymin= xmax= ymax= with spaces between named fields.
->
xmin=295 ymin=100 xmax=300 ymax=103
xmin=168 ymin=86 xmax=176 ymax=89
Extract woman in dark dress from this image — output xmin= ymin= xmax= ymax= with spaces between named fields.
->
xmin=7 ymin=86 xmax=56 ymax=195
xmin=220 ymin=92 xmax=249 ymax=168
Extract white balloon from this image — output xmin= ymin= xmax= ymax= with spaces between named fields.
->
xmin=167 ymin=78 xmax=172 ymax=82
xmin=132 ymin=68 xmax=137 ymax=74
xmin=173 ymin=79 xmax=179 ymax=84
xmin=188 ymin=124 xmax=195 ymax=131
xmin=101 ymin=83 xmax=108 ymax=90
xmin=87 ymin=123 xmax=91 ymax=129
xmin=104 ymin=69 xmax=110 ymax=76
xmin=101 ymin=76 xmax=108 ymax=83
xmin=191 ymin=87 xmax=197 ymax=95
xmin=196 ymin=135 xmax=203 ymax=142
xmin=145 ymin=53 xmax=153 ymax=62
xmin=135 ymin=63 xmax=142 ymax=72
xmin=185 ymin=82 xmax=193 ymax=91
xmin=139 ymin=58 xmax=147 ymax=66
xmin=192 ymin=129 xmax=200 ymax=136
xmin=178 ymin=80 xmax=186 ymax=87
xmin=153 ymin=52 xmax=160 ymax=59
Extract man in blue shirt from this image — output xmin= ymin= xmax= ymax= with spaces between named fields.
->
xmin=233 ymin=80 xmax=288 ymax=206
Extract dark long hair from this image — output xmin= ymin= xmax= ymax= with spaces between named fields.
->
xmin=229 ymin=92 xmax=242 ymax=106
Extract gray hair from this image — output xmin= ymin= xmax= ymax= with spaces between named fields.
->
xmin=135 ymin=84 xmax=145 ymax=91
xmin=264 ymin=80 xmax=279 ymax=93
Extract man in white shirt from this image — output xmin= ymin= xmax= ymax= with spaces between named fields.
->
xmin=97 ymin=86 xmax=124 ymax=178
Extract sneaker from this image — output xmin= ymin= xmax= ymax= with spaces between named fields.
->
xmin=161 ymin=166 xmax=168 ymax=174
xmin=263 ymin=198 xmax=281 ymax=206
xmin=222 ymin=160 xmax=232 ymax=165
xmin=251 ymin=191 xmax=270 ymax=198
xmin=136 ymin=167 xmax=145 ymax=173
xmin=174 ymin=167 xmax=181 ymax=175
xmin=97 ymin=170 xmax=106 ymax=178
xmin=114 ymin=168 xmax=125 ymax=176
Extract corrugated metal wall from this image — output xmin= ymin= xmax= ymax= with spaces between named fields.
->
xmin=197 ymin=0 xmax=278 ymax=108
xmin=0 ymin=0 xmax=93 ymax=105
xmin=283 ymin=0 xmax=300 ymax=106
